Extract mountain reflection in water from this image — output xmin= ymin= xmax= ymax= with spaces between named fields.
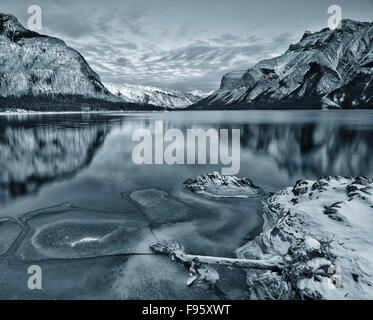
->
xmin=0 ymin=114 xmax=109 ymax=202
xmin=1 ymin=111 xmax=373 ymax=203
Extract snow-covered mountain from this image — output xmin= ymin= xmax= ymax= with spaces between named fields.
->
xmin=0 ymin=13 xmax=116 ymax=101
xmin=193 ymin=20 xmax=373 ymax=109
xmin=104 ymin=82 xmax=205 ymax=109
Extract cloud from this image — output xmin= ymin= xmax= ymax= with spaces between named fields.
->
xmin=212 ymin=33 xmax=241 ymax=43
xmin=115 ymin=57 xmax=132 ymax=66
xmin=67 ymin=29 xmax=294 ymax=92
xmin=81 ymin=34 xmax=288 ymax=91
xmin=5 ymin=0 xmax=301 ymax=91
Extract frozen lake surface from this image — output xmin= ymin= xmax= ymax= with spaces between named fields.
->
xmin=0 ymin=110 xmax=373 ymax=299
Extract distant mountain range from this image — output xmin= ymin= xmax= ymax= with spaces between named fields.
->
xmin=0 ymin=13 xmax=204 ymax=110
xmin=1 ymin=13 xmax=372 ymax=111
xmin=192 ymin=20 xmax=373 ymax=110
xmin=104 ymin=83 xmax=210 ymax=109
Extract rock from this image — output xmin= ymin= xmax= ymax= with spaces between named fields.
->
xmin=104 ymin=82 xmax=203 ymax=109
xmin=0 ymin=13 xmax=115 ymax=101
xmin=304 ymin=237 xmax=321 ymax=252
xmin=196 ymin=266 xmax=219 ymax=285
xmin=237 ymin=176 xmax=373 ymax=299
xmin=292 ymin=180 xmax=310 ymax=196
xmin=184 ymin=172 xmax=264 ymax=198
xmin=323 ymin=202 xmax=346 ymax=222
xmin=187 ymin=275 xmax=198 ymax=286
xmin=192 ymin=19 xmax=373 ymax=110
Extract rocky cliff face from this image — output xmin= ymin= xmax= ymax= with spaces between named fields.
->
xmin=104 ymin=82 xmax=202 ymax=109
xmin=193 ymin=20 xmax=373 ymax=109
xmin=0 ymin=13 xmax=115 ymax=100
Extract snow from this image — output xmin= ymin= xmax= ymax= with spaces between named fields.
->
xmin=183 ymin=172 xmax=264 ymax=198
xmin=0 ymin=14 xmax=114 ymax=101
xmin=70 ymin=237 xmax=101 ymax=247
xmin=104 ymin=82 xmax=201 ymax=109
xmin=304 ymin=237 xmax=321 ymax=251
xmin=197 ymin=19 xmax=373 ymax=109
xmin=187 ymin=89 xmax=214 ymax=98
xmin=237 ymin=176 xmax=373 ymax=299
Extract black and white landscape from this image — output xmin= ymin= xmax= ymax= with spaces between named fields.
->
xmin=0 ymin=0 xmax=373 ymax=301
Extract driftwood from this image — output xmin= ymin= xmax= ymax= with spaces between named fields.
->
xmin=150 ymin=241 xmax=284 ymax=272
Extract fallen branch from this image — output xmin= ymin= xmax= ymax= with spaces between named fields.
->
xmin=150 ymin=241 xmax=284 ymax=272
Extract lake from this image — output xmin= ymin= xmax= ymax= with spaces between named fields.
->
xmin=0 ymin=110 xmax=373 ymax=299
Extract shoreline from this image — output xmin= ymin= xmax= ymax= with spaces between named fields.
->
xmin=236 ymin=176 xmax=373 ymax=299
xmin=2 ymin=109 xmax=373 ymax=116
xmin=0 ymin=110 xmax=168 ymax=116
xmin=169 ymin=173 xmax=373 ymax=299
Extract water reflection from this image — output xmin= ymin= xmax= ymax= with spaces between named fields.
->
xmin=240 ymin=123 xmax=373 ymax=178
xmin=1 ymin=111 xmax=373 ymax=203
xmin=0 ymin=114 xmax=110 ymax=201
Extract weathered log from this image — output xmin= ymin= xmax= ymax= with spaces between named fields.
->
xmin=177 ymin=253 xmax=284 ymax=271
xmin=150 ymin=242 xmax=284 ymax=272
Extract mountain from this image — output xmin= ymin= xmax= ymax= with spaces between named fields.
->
xmin=104 ymin=82 xmax=205 ymax=109
xmin=192 ymin=20 xmax=373 ymax=110
xmin=0 ymin=13 xmax=116 ymax=102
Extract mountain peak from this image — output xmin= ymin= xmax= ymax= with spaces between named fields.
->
xmin=0 ymin=13 xmax=21 ymax=25
xmin=193 ymin=19 xmax=373 ymax=110
xmin=340 ymin=18 xmax=372 ymax=27
xmin=104 ymin=82 xmax=201 ymax=108
xmin=0 ymin=13 xmax=29 ymax=40
xmin=0 ymin=12 xmax=58 ymax=44
xmin=0 ymin=13 xmax=115 ymax=101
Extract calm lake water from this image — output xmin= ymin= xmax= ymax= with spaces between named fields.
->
xmin=0 ymin=110 xmax=373 ymax=299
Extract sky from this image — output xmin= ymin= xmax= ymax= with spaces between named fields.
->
xmin=2 ymin=0 xmax=373 ymax=92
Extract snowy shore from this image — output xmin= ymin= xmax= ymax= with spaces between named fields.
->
xmin=236 ymin=176 xmax=373 ymax=299
xmin=181 ymin=173 xmax=373 ymax=299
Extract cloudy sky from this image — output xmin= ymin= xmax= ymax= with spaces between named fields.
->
xmin=3 ymin=0 xmax=373 ymax=92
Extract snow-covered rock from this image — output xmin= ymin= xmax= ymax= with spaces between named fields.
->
xmin=187 ymin=89 xmax=214 ymax=99
xmin=0 ymin=13 xmax=116 ymax=101
xmin=194 ymin=20 xmax=373 ymax=109
xmin=183 ymin=172 xmax=263 ymax=198
xmin=104 ymin=82 xmax=203 ymax=109
xmin=237 ymin=176 xmax=373 ymax=299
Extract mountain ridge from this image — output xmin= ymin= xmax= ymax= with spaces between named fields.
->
xmin=192 ymin=19 xmax=373 ymax=110
xmin=1 ymin=14 xmax=372 ymax=111
xmin=104 ymin=82 xmax=206 ymax=109
xmin=0 ymin=13 xmax=118 ymax=103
